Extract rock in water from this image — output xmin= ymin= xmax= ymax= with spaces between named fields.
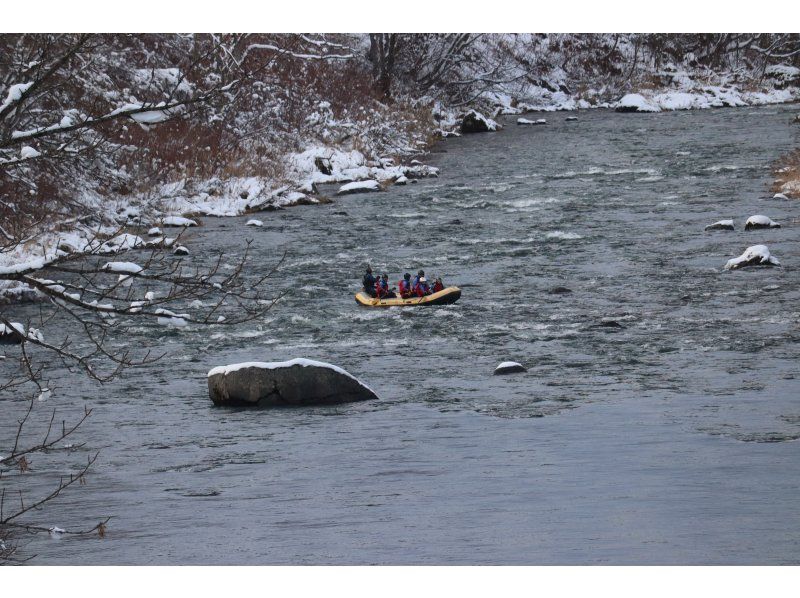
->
xmin=207 ymin=358 xmax=379 ymax=407
xmin=173 ymin=245 xmax=189 ymax=256
xmin=0 ymin=322 xmax=25 ymax=344
xmin=565 ymin=116 xmax=578 ymax=121
xmin=548 ymin=286 xmax=573 ymax=294
xmin=460 ymin=110 xmax=500 ymax=133
xmin=336 ymin=180 xmax=383 ymax=196
xmin=517 ymin=118 xmax=547 ymax=126
xmin=744 ymin=215 xmax=781 ymax=230
xmin=493 ymin=361 xmax=527 ymax=375
xmin=704 ymin=219 xmax=735 ymax=231
xmin=724 ymin=245 xmax=781 ymax=270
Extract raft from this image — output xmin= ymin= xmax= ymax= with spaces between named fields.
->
xmin=355 ymin=286 xmax=462 ymax=307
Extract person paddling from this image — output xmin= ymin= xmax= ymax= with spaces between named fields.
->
xmin=413 ymin=275 xmax=431 ymax=297
xmin=398 ymin=272 xmax=413 ymax=298
xmin=376 ymin=273 xmax=396 ymax=299
xmin=362 ymin=266 xmax=377 ymax=297
xmin=431 ymin=276 xmax=444 ymax=293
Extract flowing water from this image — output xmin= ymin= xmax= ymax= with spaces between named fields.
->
xmin=2 ymin=105 xmax=800 ymax=564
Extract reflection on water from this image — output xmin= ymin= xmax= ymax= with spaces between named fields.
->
xmin=2 ymin=104 xmax=800 ymax=564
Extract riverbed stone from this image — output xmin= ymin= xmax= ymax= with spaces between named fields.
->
xmin=207 ymin=359 xmax=378 ymax=407
xmin=460 ymin=110 xmax=499 ymax=133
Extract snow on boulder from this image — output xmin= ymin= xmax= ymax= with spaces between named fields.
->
xmin=101 ymin=261 xmax=142 ymax=274
xmin=0 ymin=322 xmax=25 ymax=344
xmin=147 ymin=227 xmax=162 ymax=237
xmin=704 ymin=219 xmax=735 ymax=231
xmin=724 ymin=245 xmax=781 ymax=270
xmin=744 ymin=215 xmax=781 ymax=230
xmin=162 ymin=216 xmax=198 ymax=227
xmin=493 ymin=361 xmax=527 ymax=375
xmin=773 ymin=193 xmax=788 ymax=200
xmin=615 ymin=94 xmax=661 ymax=113
xmin=565 ymin=116 xmax=579 ymax=121
xmin=207 ymin=358 xmax=379 ymax=407
xmin=517 ymin=118 xmax=546 ymax=125
xmin=460 ymin=110 xmax=500 ymax=134
xmin=245 ymin=219 xmax=263 ymax=227
xmin=336 ymin=180 xmax=383 ymax=196
xmin=173 ymin=245 xmax=189 ymax=256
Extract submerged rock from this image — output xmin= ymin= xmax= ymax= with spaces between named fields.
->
xmin=493 ymin=361 xmax=527 ymax=375
xmin=724 ymin=244 xmax=781 ymax=270
xmin=460 ymin=110 xmax=500 ymax=134
xmin=744 ymin=215 xmax=781 ymax=230
xmin=207 ymin=358 xmax=378 ymax=407
xmin=704 ymin=219 xmax=735 ymax=231
xmin=548 ymin=286 xmax=573 ymax=294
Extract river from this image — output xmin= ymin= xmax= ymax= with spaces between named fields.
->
xmin=2 ymin=104 xmax=800 ymax=564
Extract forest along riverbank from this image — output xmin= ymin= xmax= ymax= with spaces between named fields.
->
xmin=1 ymin=104 xmax=800 ymax=564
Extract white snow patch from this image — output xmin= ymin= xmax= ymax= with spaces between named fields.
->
xmin=337 ymin=180 xmax=382 ymax=195
xmin=616 ymin=93 xmax=661 ymax=112
xmin=162 ymin=216 xmax=197 ymax=227
xmin=245 ymin=219 xmax=263 ymax=227
xmin=745 ymin=215 xmax=780 ymax=228
xmin=101 ymin=261 xmax=142 ymax=274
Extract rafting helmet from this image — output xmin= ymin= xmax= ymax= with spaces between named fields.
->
xmin=404 ymin=272 xmax=411 ymax=280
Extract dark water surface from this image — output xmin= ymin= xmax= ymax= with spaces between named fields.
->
xmin=2 ymin=105 xmax=800 ymax=564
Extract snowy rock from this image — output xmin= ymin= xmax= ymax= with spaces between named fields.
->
xmin=517 ymin=118 xmax=546 ymax=125
xmin=772 ymin=193 xmax=788 ymax=200
xmin=102 ymin=261 xmax=142 ymax=274
xmin=207 ymin=358 xmax=378 ymax=407
xmin=724 ymin=245 xmax=781 ymax=270
xmin=460 ymin=110 xmax=500 ymax=133
xmin=245 ymin=219 xmax=263 ymax=227
xmin=493 ymin=361 xmax=527 ymax=375
xmin=162 ymin=216 xmax=198 ymax=227
xmin=565 ymin=116 xmax=579 ymax=121
xmin=147 ymin=227 xmax=162 ymax=237
xmin=393 ymin=175 xmax=408 ymax=185
xmin=615 ymin=94 xmax=661 ymax=113
xmin=704 ymin=219 xmax=735 ymax=231
xmin=173 ymin=245 xmax=189 ymax=256
xmin=744 ymin=215 xmax=781 ymax=230
xmin=0 ymin=322 xmax=25 ymax=344
xmin=336 ymin=180 xmax=383 ymax=196
xmin=20 ymin=145 xmax=41 ymax=159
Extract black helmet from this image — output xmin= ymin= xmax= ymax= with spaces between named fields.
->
xmin=417 ymin=269 xmax=424 ymax=276
xmin=382 ymin=273 xmax=388 ymax=279
xmin=404 ymin=272 xmax=411 ymax=280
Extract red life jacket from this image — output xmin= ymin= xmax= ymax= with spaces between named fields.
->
xmin=376 ymin=279 xmax=389 ymax=298
xmin=432 ymin=281 xmax=444 ymax=293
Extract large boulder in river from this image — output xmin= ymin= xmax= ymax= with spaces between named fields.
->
xmin=744 ymin=215 xmax=781 ymax=230
xmin=207 ymin=358 xmax=378 ymax=407
xmin=614 ymin=93 xmax=660 ymax=113
xmin=336 ymin=180 xmax=383 ymax=196
xmin=460 ymin=110 xmax=500 ymax=133
xmin=724 ymin=244 xmax=781 ymax=270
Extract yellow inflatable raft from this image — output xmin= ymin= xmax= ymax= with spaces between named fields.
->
xmin=355 ymin=286 xmax=462 ymax=307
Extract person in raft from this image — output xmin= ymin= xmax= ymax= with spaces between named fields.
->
xmin=375 ymin=273 xmax=396 ymax=299
xmin=398 ymin=273 xmax=413 ymax=298
xmin=413 ymin=275 xmax=431 ymax=297
xmin=431 ymin=276 xmax=444 ymax=293
xmin=362 ymin=265 xmax=377 ymax=297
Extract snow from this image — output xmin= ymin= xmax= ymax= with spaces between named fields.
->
xmin=773 ymin=193 xmax=788 ymax=200
xmin=245 ymin=219 xmax=263 ymax=227
xmin=705 ymin=219 xmax=735 ymax=230
xmin=147 ymin=227 xmax=162 ymax=236
xmin=616 ymin=94 xmax=661 ymax=113
xmin=337 ymin=180 xmax=382 ymax=195
xmin=48 ymin=526 xmax=66 ymax=537
xmin=724 ymin=245 xmax=781 ymax=270
xmin=173 ymin=245 xmax=189 ymax=255
xmin=20 ymin=145 xmax=41 ymax=159
xmin=745 ymin=215 xmax=780 ymax=228
xmin=0 ymin=81 xmax=33 ymax=113
xmin=208 ymin=357 xmax=375 ymax=394
xmin=496 ymin=361 xmax=523 ymax=370
xmin=162 ymin=216 xmax=198 ymax=227
xmin=101 ymin=261 xmax=143 ymax=274
xmin=0 ymin=322 xmax=25 ymax=336
xmin=110 ymin=102 xmax=175 ymax=124
xmin=517 ymin=118 xmax=546 ymax=125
